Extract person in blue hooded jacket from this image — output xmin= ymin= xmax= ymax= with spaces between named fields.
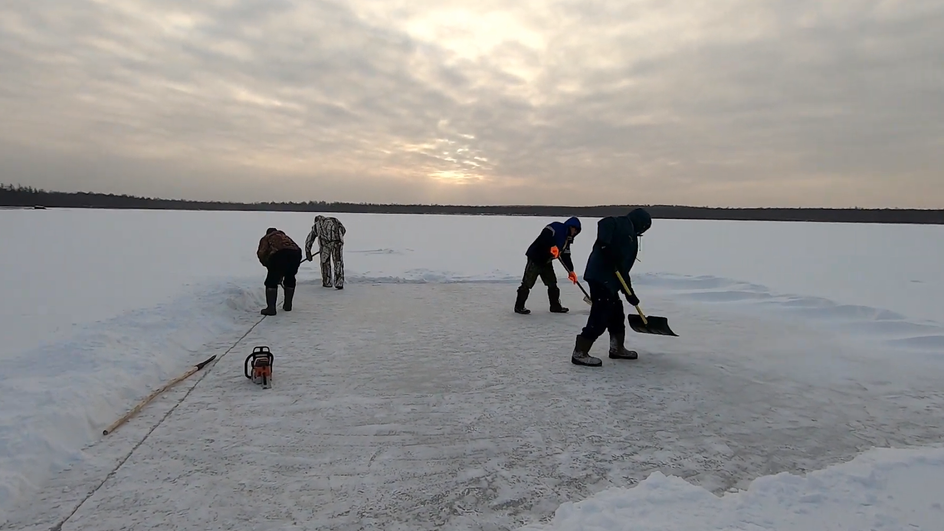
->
xmin=515 ymin=216 xmax=582 ymax=314
xmin=571 ymin=208 xmax=652 ymax=367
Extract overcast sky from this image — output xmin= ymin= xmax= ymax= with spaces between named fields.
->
xmin=1 ymin=0 xmax=942 ymax=207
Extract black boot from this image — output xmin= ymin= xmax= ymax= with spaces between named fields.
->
xmin=261 ymin=288 xmax=278 ymax=315
xmin=571 ymin=334 xmax=601 ymax=366
xmin=515 ymin=286 xmax=531 ymax=314
xmin=608 ymin=329 xmax=638 ymax=359
xmin=549 ymin=286 xmax=569 ymax=313
xmin=282 ymin=286 xmax=295 ymax=311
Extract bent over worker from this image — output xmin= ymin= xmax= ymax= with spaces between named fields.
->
xmin=571 ymin=208 xmax=651 ymax=367
xmin=515 ymin=217 xmax=581 ymax=314
xmin=257 ymin=227 xmax=302 ymax=315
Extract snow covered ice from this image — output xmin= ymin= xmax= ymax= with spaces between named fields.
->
xmin=1 ymin=209 xmax=944 ymax=530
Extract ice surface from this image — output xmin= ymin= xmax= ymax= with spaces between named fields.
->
xmin=1 ymin=208 xmax=943 ymax=529
xmin=5 ymin=281 xmax=944 ymax=530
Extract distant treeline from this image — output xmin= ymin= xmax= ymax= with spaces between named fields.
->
xmin=1 ymin=183 xmax=942 ymax=224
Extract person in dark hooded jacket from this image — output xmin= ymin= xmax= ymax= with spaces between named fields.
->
xmin=571 ymin=208 xmax=652 ymax=367
xmin=515 ymin=217 xmax=582 ymax=314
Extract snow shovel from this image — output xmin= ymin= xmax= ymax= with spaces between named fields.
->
xmin=556 ymin=257 xmax=592 ymax=305
xmin=615 ymin=271 xmax=678 ymax=336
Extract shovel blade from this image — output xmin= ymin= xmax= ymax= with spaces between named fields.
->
xmin=627 ymin=314 xmax=678 ymax=336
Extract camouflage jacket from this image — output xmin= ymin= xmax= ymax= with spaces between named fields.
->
xmin=257 ymin=230 xmax=300 ymax=266
xmin=305 ymin=215 xmax=346 ymax=254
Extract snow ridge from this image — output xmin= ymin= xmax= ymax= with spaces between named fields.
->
xmin=0 ymin=280 xmax=263 ymax=515
xmin=517 ymin=446 xmax=944 ymax=531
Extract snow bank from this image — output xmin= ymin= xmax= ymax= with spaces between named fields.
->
xmin=0 ymin=280 xmax=263 ymax=514
xmin=518 ymin=446 xmax=944 ymax=531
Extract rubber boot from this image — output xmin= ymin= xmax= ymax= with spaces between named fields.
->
xmin=608 ymin=329 xmax=638 ymax=359
xmin=261 ymin=288 xmax=278 ymax=315
xmin=571 ymin=334 xmax=602 ymax=367
xmin=548 ymin=286 xmax=569 ymax=313
xmin=282 ymin=286 xmax=295 ymax=311
xmin=515 ymin=286 xmax=531 ymax=314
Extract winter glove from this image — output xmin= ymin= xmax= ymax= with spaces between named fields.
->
xmin=550 ymin=246 xmax=560 ymax=258
xmin=625 ymin=291 xmax=640 ymax=306
xmin=306 ymin=252 xmax=313 ymax=262
xmin=568 ymin=271 xmax=578 ymax=284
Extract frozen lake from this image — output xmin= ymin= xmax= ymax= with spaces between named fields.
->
xmin=1 ymin=208 xmax=942 ymax=530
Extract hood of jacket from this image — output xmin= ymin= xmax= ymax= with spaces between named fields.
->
xmin=626 ymin=208 xmax=651 ymax=236
xmin=563 ymin=216 xmax=581 ymax=234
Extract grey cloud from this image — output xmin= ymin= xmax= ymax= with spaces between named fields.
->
xmin=0 ymin=0 xmax=942 ymax=207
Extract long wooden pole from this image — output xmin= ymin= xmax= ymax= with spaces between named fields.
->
xmin=102 ymin=354 xmax=217 ymax=435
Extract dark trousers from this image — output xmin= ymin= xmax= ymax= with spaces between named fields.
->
xmin=264 ymin=248 xmax=302 ymax=288
xmin=579 ymin=280 xmax=625 ymax=340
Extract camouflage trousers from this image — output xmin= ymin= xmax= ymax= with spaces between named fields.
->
xmin=519 ymin=260 xmax=557 ymax=289
xmin=516 ymin=260 xmax=565 ymax=313
xmin=319 ymin=240 xmax=344 ymax=288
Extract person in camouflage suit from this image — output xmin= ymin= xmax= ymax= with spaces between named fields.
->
xmin=257 ymin=227 xmax=302 ymax=315
xmin=305 ymin=215 xmax=346 ymax=289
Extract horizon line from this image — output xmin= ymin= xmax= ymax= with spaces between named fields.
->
xmin=1 ymin=183 xmax=940 ymax=211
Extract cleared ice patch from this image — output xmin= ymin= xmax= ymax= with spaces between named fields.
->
xmin=517 ymin=445 xmax=944 ymax=531
xmin=334 ymin=269 xmax=944 ymax=360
